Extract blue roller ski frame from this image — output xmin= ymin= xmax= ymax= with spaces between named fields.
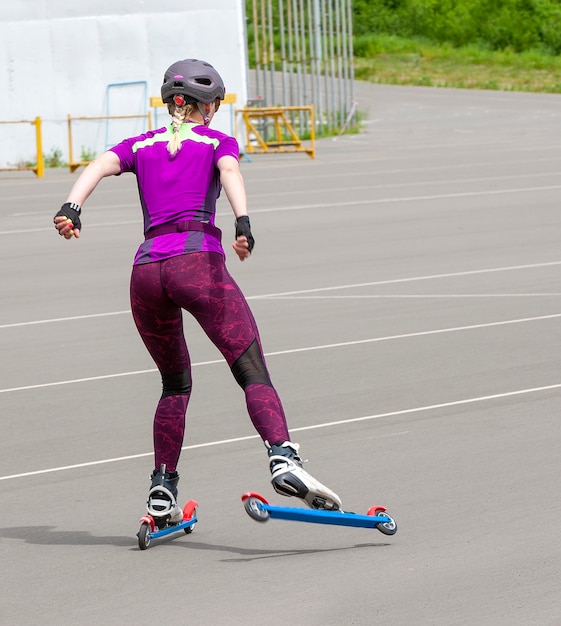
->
xmin=241 ymin=492 xmax=397 ymax=535
xmin=137 ymin=499 xmax=198 ymax=549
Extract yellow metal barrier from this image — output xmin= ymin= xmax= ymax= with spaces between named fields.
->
xmin=236 ymin=105 xmax=315 ymax=159
xmin=67 ymin=112 xmax=153 ymax=172
xmin=0 ymin=117 xmax=44 ymax=177
xmin=149 ymin=93 xmax=238 ymax=108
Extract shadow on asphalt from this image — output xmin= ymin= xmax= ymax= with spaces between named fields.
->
xmin=0 ymin=525 xmax=392 ymax=558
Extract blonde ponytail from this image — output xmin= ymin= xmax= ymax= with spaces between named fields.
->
xmin=167 ymin=104 xmax=186 ymax=155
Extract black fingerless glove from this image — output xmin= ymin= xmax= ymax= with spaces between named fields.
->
xmin=235 ymin=215 xmax=255 ymax=252
xmin=54 ymin=202 xmax=82 ymax=231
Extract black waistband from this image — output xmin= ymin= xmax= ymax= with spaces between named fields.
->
xmin=145 ymin=220 xmax=222 ymax=242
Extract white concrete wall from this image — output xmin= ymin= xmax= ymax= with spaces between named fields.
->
xmin=0 ymin=1 xmax=248 ymax=168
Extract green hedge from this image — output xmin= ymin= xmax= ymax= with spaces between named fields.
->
xmin=352 ymin=0 xmax=561 ymax=54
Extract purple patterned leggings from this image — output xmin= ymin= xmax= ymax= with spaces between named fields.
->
xmin=130 ymin=252 xmax=290 ymax=472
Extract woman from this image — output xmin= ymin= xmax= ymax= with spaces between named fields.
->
xmin=54 ymin=59 xmax=341 ymax=526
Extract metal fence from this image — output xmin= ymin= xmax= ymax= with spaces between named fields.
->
xmin=0 ymin=118 xmax=44 ymax=177
xmin=66 ymin=113 xmax=152 ymax=172
xmin=247 ymin=0 xmax=355 ymax=135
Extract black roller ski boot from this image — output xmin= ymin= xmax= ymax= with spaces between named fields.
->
xmin=147 ymin=464 xmax=183 ymax=528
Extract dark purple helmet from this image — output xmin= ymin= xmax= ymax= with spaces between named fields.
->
xmin=161 ymin=59 xmax=225 ymax=105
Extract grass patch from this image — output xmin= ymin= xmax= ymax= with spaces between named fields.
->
xmin=354 ymin=35 xmax=561 ymax=93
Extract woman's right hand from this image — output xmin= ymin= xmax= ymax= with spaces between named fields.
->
xmin=232 ymin=235 xmax=251 ymax=261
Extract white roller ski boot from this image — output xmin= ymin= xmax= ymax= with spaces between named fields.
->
xmin=267 ymin=441 xmax=342 ymax=511
xmin=147 ymin=464 xmax=183 ymax=527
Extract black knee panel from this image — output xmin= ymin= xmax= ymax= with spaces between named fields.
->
xmin=161 ymin=369 xmax=192 ymax=398
xmin=231 ymin=339 xmax=272 ymax=389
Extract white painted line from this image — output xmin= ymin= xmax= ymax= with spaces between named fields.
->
xmin=2 ymin=261 xmax=560 ymax=329
xmin=252 ymin=261 xmax=561 ymax=298
xmin=251 ymin=184 xmax=561 ymax=215
xmin=8 ymin=169 xmax=561 ymax=207
xmin=1 ymin=382 xmax=559 ymax=482
xmin=0 ymin=361 xmax=217 ymax=394
xmin=3 ymin=184 xmax=561 ymax=235
xmin=1 ymin=219 xmax=140 ymax=235
xmin=4 ymin=155 xmax=560 ymax=201
xmin=258 ymin=313 xmax=561 ymax=357
xmin=233 ymin=159 xmax=561 ymax=184
xmin=248 ymin=170 xmax=561 ymax=199
xmin=0 ymin=310 xmax=131 ymax=329
xmin=1 ymin=313 xmax=559 ymax=394
xmin=265 ymin=293 xmax=561 ymax=299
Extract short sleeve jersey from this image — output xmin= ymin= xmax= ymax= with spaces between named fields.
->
xmin=109 ymin=122 xmax=239 ymax=265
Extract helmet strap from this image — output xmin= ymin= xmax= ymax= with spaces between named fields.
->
xmin=197 ymin=102 xmax=215 ymax=126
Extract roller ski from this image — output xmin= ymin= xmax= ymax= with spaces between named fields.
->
xmin=137 ymin=464 xmax=198 ymax=550
xmin=241 ymin=441 xmax=397 ymax=535
xmin=241 ymin=492 xmax=397 ymax=535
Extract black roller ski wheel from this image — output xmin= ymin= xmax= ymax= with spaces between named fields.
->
xmin=138 ymin=522 xmax=152 ymax=550
xmin=244 ymin=496 xmax=270 ymax=522
xmin=374 ymin=509 xmax=397 ymax=536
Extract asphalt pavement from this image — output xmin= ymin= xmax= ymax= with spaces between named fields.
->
xmin=1 ymin=81 xmax=561 ymax=625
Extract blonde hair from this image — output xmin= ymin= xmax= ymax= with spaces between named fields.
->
xmin=166 ymin=102 xmax=197 ymax=155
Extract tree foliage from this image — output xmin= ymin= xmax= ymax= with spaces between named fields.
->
xmin=352 ymin=0 xmax=561 ymax=54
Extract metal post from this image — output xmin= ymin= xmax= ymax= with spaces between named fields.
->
xmin=327 ymin=1 xmax=336 ymax=132
xmin=339 ymin=0 xmax=349 ymax=120
xmin=67 ymin=114 xmax=74 ymax=172
xmin=252 ymin=0 xmax=262 ymax=98
xmin=333 ymin=0 xmax=340 ymax=126
xmin=298 ymin=0 xmax=308 ymax=135
xmin=279 ymin=0 xmax=288 ymax=105
xmin=346 ymin=0 xmax=355 ymax=122
xmin=260 ymin=0 xmax=269 ymax=104
xmin=321 ymin=0 xmax=330 ymax=133
xmin=267 ymin=0 xmax=276 ymax=105
xmin=312 ymin=0 xmax=323 ymax=131
xmin=34 ymin=117 xmax=44 ymax=178
xmin=292 ymin=0 xmax=302 ymax=110
xmin=286 ymin=0 xmax=294 ymax=106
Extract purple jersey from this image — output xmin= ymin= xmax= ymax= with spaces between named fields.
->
xmin=110 ymin=123 xmax=239 ymax=264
